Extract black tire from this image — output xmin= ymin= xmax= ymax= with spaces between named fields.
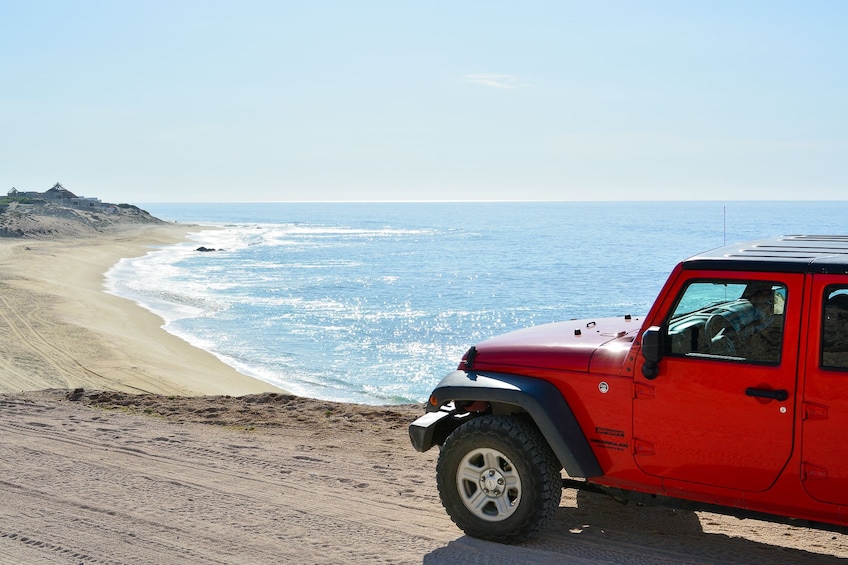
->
xmin=436 ymin=415 xmax=562 ymax=543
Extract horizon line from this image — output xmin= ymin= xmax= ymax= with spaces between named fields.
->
xmin=133 ymin=198 xmax=848 ymax=204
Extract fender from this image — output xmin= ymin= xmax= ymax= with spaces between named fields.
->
xmin=413 ymin=370 xmax=603 ymax=479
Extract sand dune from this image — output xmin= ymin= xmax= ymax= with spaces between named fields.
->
xmin=0 ymin=390 xmax=846 ymax=563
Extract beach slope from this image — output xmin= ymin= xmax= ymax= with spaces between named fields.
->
xmin=0 ymin=390 xmax=846 ymax=564
xmin=0 ymin=223 xmax=282 ymax=395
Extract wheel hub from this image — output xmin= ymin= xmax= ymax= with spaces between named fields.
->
xmin=480 ymin=468 xmax=505 ymax=496
xmin=455 ymin=446 xmax=522 ymax=522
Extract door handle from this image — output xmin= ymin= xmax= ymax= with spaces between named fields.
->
xmin=745 ymin=387 xmax=789 ymax=402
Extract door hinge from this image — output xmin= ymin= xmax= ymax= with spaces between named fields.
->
xmin=634 ymin=382 xmax=655 ymax=400
xmin=803 ymin=402 xmax=829 ymax=420
xmin=802 ymin=462 xmax=828 ymax=481
xmin=633 ymin=438 xmax=655 ymax=456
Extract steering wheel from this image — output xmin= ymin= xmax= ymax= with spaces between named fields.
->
xmin=705 ymin=314 xmax=738 ymax=356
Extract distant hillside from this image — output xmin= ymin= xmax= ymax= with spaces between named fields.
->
xmin=0 ymin=198 xmax=166 ymax=238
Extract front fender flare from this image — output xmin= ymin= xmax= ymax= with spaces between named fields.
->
xmin=419 ymin=370 xmax=603 ymax=479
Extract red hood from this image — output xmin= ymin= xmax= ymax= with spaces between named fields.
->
xmin=465 ymin=316 xmax=642 ymax=375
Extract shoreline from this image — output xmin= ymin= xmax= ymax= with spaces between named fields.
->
xmin=0 ymin=223 xmax=285 ymax=396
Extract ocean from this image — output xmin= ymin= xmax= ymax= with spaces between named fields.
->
xmin=107 ymin=201 xmax=848 ymax=405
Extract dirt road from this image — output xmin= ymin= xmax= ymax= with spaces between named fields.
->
xmin=0 ymin=391 xmax=846 ymax=564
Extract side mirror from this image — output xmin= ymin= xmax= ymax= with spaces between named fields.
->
xmin=641 ymin=326 xmax=663 ymax=380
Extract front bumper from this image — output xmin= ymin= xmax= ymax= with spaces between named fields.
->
xmin=408 ymin=410 xmax=454 ymax=452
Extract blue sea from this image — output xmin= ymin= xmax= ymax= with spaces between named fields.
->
xmin=106 ymin=201 xmax=848 ymax=405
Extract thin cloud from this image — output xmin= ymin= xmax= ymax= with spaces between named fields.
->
xmin=465 ymin=73 xmax=522 ymax=89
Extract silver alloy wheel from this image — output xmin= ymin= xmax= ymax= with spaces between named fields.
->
xmin=456 ymin=447 xmax=522 ymax=522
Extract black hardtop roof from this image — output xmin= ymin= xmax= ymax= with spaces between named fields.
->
xmin=684 ymin=235 xmax=848 ymax=274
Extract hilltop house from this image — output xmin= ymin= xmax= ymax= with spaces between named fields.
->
xmin=7 ymin=182 xmax=117 ymax=213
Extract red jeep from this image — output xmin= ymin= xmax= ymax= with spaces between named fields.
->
xmin=410 ymin=235 xmax=848 ymax=542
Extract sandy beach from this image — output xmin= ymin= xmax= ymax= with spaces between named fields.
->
xmin=0 ymin=223 xmax=282 ymax=396
xmin=1 ymin=224 xmax=848 ymax=563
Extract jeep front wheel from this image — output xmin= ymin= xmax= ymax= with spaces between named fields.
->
xmin=436 ymin=415 xmax=562 ymax=543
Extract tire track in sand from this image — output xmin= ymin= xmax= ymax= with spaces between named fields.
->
xmin=0 ymin=284 xmax=110 ymax=388
xmin=2 ymin=393 xmax=847 ymax=564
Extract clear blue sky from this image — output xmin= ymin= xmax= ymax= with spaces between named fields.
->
xmin=2 ymin=1 xmax=846 ymax=202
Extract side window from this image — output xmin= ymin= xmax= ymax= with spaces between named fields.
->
xmin=821 ymin=286 xmax=848 ymax=371
xmin=665 ymin=279 xmax=786 ymax=364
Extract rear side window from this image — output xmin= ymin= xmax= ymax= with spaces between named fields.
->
xmin=821 ymin=286 xmax=848 ymax=371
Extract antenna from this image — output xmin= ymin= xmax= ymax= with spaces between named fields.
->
xmin=723 ymin=205 xmax=726 ymax=245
